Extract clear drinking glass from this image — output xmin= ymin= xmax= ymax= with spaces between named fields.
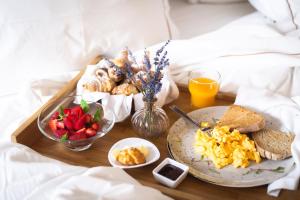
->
xmin=188 ymin=70 xmax=221 ymax=108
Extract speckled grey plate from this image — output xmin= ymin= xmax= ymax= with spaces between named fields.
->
xmin=167 ymin=106 xmax=295 ymax=187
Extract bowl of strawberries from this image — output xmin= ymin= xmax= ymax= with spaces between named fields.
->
xmin=37 ymin=95 xmax=115 ymax=151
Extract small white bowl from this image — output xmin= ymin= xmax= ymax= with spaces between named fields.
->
xmin=108 ymin=137 xmax=160 ymax=169
xmin=152 ymin=157 xmax=189 ymax=188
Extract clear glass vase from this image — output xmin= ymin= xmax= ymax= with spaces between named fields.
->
xmin=131 ymin=98 xmax=169 ymax=139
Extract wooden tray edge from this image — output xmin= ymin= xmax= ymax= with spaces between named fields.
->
xmin=11 ymin=55 xmax=103 ymax=144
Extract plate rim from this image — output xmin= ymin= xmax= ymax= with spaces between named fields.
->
xmin=167 ymin=106 xmax=295 ymax=188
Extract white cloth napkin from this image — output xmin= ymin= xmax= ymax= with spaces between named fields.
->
xmin=76 ymin=65 xmax=179 ymax=122
xmin=0 ymin=142 xmax=171 ymax=200
xmin=235 ymin=86 xmax=300 ymax=197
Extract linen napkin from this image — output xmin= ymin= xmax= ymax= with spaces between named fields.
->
xmin=235 ymin=86 xmax=300 ymax=197
xmin=0 ymin=142 xmax=172 ymax=200
xmin=76 ymin=65 xmax=179 ymax=122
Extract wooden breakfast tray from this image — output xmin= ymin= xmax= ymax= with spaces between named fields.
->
xmin=11 ymin=57 xmax=299 ymax=200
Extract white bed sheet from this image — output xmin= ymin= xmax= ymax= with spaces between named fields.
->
xmin=0 ymin=143 xmax=171 ymax=200
xmin=169 ymin=0 xmax=255 ymax=39
xmin=152 ymin=12 xmax=300 ymax=97
xmin=1 ymin=10 xmax=300 ymax=199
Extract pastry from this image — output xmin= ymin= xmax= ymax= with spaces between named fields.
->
xmin=108 ymin=66 xmax=125 ymax=82
xmin=95 ymin=68 xmax=110 ymax=80
xmin=98 ymin=78 xmax=115 ymax=93
xmin=83 ymin=77 xmax=115 ymax=93
xmin=97 ymin=58 xmax=115 ymax=69
xmin=82 ymin=78 xmax=101 ymax=92
xmin=112 ymin=83 xmax=139 ymax=95
xmin=112 ymin=49 xmax=129 ymax=68
xmin=115 ymin=147 xmax=146 ymax=166
xmin=97 ymin=58 xmax=125 ymax=82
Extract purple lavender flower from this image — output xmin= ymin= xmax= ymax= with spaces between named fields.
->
xmin=107 ymin=59 xmax=125 ymax=77
xmin=125 ymin=62 xmax=134 ymax=79
xmin=127 ymin=47 xmax=138 ymax=65
xmin=143 ymin=50 xmax=152 ymax=71
xmin=125 ymin=40 xmax=170 ymax=102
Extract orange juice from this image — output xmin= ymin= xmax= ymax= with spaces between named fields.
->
xmin=188 ymin=77 xmax=219 ymax=108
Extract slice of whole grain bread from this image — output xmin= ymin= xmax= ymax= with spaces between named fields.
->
xmin=217 ymin=105 xmax=265 ymax=133
xmin=252 ymin=129 xmax=294 ymax=160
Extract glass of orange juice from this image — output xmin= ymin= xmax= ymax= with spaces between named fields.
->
xmin=188 ymin=70 xmax=220 ymax=108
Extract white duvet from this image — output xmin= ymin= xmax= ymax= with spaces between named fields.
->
xmin=0 ymin=143 xmax=171 ymax=200
xmin=150 ymin=13 xmax=300 ymax=97
xmin=1 ymin=12 xmax=300 ymax=199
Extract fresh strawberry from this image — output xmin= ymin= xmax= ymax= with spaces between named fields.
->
xmin=71 ymin=106 xmax=84 ymax=119
xmin=56 ymin=121 xmax=65 ymax=129
xmin=91 ymin=123 xmax=100 ymax=131
xmin=69 ymin=132 xmax=87 ymax=141
xmin=63 ymin=117 xmax=73 ymax=130
xmin=48 ymin=119 xmax=57 ymax=132
xmin=63 ymin=108 xmax=71 ymax=116
xmin=68 ymin=113 xmax=78 ymax=124
xmin=85 ymin=128 xmax=96 ymax=137
xmin=85 ymin=114 xmax=92 ymax=124
xmin=74 ymin=114 xmax=86 ymax=130
xmin=51 ymin=112 xmax=59 ymax=120
xmin=76 ymin=127 xmax=86 ymax=134
xmin=54 ymin=129 xmax=68 ymax=138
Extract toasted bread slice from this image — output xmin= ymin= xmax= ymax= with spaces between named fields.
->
xmin=217 ymin=105 xmax=265 ymax=133
xmin=253 ymin=129 xmax=294 ymax=160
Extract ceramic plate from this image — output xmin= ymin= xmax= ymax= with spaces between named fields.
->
xmin=167 ymin=106 xmax=295 ymax=187
xmin=108 ymin=137 xmax=160 ymax=169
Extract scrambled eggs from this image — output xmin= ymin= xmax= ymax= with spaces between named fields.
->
xmin=195 ymin=126 xmax=261 ymax=169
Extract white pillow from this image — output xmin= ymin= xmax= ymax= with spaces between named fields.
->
xmin=249 ymin=0 xmax=300 ymax=34
xmin=0 ymin=0 xmax=174 ymax=96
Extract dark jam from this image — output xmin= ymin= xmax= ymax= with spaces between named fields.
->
xmin=158 ymin=164 xmax=184 ymax=181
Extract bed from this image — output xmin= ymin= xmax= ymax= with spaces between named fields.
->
xmin=1 ymin=1 xmax=299 ymax=199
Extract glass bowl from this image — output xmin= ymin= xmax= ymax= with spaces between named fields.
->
xmin=37 ymin=95 xmax=115 ymax=151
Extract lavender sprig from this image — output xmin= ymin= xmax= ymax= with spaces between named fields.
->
xmin=143 ymin=50 xmax=152 ymax=71
xmin=125 ymin=40 xmax=170 ymax=102
xmin=126 ymin=47 xmax=138 ymax=66
xmin=106 ymin=59 xmax=124 ymax=77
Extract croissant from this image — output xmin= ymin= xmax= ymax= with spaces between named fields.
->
xmin=82 ymin=79 xmax=100 ymax=92
xmin=112 ymin=83 xmax=139 ymax=96
xmin=99 ymin=79 xmax=115 ymax=92
xmin=108 ymin=66 xmax=125 ymax=82
xmin=82 ymin=77 xmax=115 ymax=93
xmin=97 ymin=58 xmax=114 ymax=69
xmin=112 ymin=49 xmax=129 ymax=68
xmin=95 ymin=68 xmax=110 ymax=80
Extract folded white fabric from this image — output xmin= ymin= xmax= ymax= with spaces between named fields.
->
xmin=235 ymin=86 xmax=300 ymax=197
xmin=145 ymin=12 xmax=300 ymax=97
xmin=0 ymin=142 xmax=171 ymax=200
xmin=76 ymin=65 xmax=179 ymax=122
xmin=0 ymin=72 xmax=78 ymax=142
